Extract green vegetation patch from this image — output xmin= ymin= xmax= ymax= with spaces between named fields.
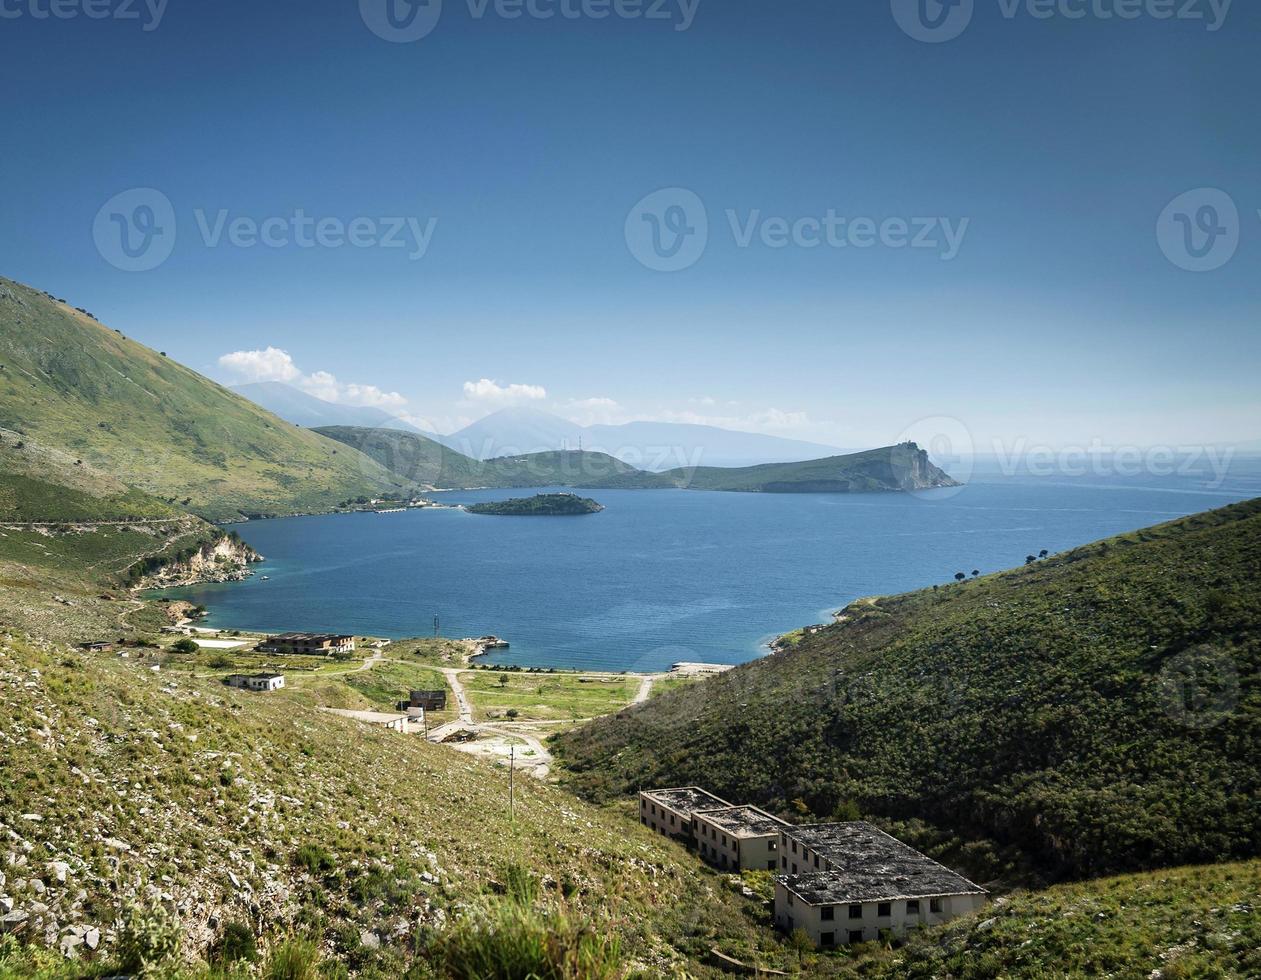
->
xmin=556 ymin=499 xmax=1261 ymax=883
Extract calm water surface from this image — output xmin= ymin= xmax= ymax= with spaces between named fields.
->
xmin=163 ymin=459 xmax=1261 ymax=672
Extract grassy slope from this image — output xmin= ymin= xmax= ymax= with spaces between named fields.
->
xmin=0 ymin=434 xmax=225 ymax=641
xmin=0 ymin=634 xmax=786 ymax=978
xmin=555 ymin=499 xmax=1261 ymax=883
xmin=314 ymin=426 xmax=660 ymax=490
xmin=320 ymin=427 xmax=956 ymax=494
xmin=666 ymin=442 xmax=957 ymax=493
xmin=0 ymin=278 xmax=412 ymax=521
xmin=870 ymin=859 xmax=1261 ymax=979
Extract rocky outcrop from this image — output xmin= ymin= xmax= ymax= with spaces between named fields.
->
xmin=135 ymin=534 xmax=262 ymax=589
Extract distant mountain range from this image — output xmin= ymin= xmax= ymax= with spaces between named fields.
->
xmin=446 ymin=407 xmax=849 ymax=470
xmin=231 ymin=381 xmax=439 ymax=438
xmin=229 ymin=387 xmax=848 ymax=470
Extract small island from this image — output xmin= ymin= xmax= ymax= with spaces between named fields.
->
xmin=465 ymin=493 xmax=605 ymax=516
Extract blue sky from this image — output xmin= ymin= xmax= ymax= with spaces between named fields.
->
xmin=1 ymin=0 xmax=1258 ymax=450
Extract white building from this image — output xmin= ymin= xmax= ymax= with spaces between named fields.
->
xmin=224 ymin=673 xmax=285 ymax=692
xmin=774 ymin=822 xmax=986 ymax=947
xmin=638 ymin=787 xmax=731 ymax=842
xmin=693 ymin=805 xmax=788 ymax=871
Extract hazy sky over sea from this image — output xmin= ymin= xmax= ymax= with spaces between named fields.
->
xmin=2 ymin=0 xmax=1257 ymax=450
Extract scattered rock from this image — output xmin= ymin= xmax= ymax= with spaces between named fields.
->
xmin=85 ymin=927 xmax=100 ymax=950
xmin=1 ymin=909 xmax=29 ymax=933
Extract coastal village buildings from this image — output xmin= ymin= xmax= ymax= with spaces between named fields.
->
xmin=639 ymin=787 xmax=730 ymax=842
xmin=260 ymin=632 xmax=355 ymax=655
xmin=775 ymin=822 xmax=986 ymax=947
xmin=643 ymin=787 xmax=986 ymax=949
xmin=694 ymin=805 xmax=788 ymax=871
xmin=224 ymin=673 xmax=285 ymax=692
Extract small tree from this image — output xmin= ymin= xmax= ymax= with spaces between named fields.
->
xmin=1039 ymin=549 xmax=1049 ymax=558
xmin=498 ymin=673 xmax=510 ymax=689
xmin=954 ymin=572 xmax=966 ymax=583
xmin=171 ymin=638 xmax=199 ymax=654
xmin=972 ymin=569 xmax=980 ymax=577
xmin=1025 ymin=555 xmax=1037 ymax=565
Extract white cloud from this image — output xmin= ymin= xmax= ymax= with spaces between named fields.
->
xmin=462 ymin=379 xmax=548 ymax=405
xmin=218 ymin=347 xmax=409 ymax=414
xmin=217 ymin=346 xmax=300 ymax=384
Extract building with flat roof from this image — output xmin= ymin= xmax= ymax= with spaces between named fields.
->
xmin=398 ymin=689 xmax=447 ymax=712
xmin=694 ymin=805 xmax=788 ymax=871
xmin=774 ymin=822 xmax=986 ymax=947
xmin=638 ymin=787 xmax=731 ymax=842
xmin=224 ymin=673 xmax=285 ymax=692
xmin=259 ymin=632 xmax=355 ymax=655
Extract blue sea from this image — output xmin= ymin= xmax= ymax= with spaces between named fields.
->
xmin=161 ymin=456 xmax=1261 ymax=672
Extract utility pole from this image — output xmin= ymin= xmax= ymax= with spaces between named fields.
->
xmin=433 ymin=615 xmax=439 ymax=638
xmin=509 ymin=746 xmax=515 ymax=822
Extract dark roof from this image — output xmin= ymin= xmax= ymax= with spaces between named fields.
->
xmin=694 ymin=805 xmax=788 ymax=837
xmin=642 ymin=787 xmax=731 ymax=815
xmin=269 ymin=632 xmax=353 ymax=642
xmin=777 ymin=822 xmax=985 ymax=905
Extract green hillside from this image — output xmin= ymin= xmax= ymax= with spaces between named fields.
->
xmin=666 ymin=442 xmax=957 ymax=493
xmin=0 ymin=431 xmax=238 ymax=641
xmin=315 ymin=426 xmax=662 ymax=489
xmin=0 ymin=634 xmax=796 ymax=978
xmin=555 ymin=499 xmax=1261 ymax=883
xmin=0 ymin=279 xmax=414 ymax=521
xmin=319 ymin=426 xmax=955 ymax=494
xmin=2 ymin=631 xmax=1258 ymax=978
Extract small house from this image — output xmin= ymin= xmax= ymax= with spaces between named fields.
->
xmin=398 ymin=689 xmax=447 ymax=712
xmin=224 ymin=673 xmax=285 ymax=692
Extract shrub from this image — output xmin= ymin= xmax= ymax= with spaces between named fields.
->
xmin=171 ymin=638 xmax=199 ymax=654
xmin=435 ymin=898 xmax=621 ymax=980
xmin=293 ymin=843 xmax=335 ymax=874
xmin=266 ymin=937 xmax=322 ymax=980
xmin=213 ymin=920 xmax=257 ymax=964
xmin=116 ymin=902 xmax=181 ymax=976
